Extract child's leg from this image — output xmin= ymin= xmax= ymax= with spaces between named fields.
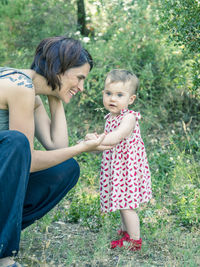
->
xmin=120 ymin=211 xmax=127 ymax=232
xmin=120 ymin=209 xmax=140 ymax=240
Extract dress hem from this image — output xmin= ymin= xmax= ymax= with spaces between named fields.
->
xmin=100 ymin=197 xmax=152 ymax=213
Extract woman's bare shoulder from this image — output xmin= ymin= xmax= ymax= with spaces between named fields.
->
xmin=0 ymin=71 xmax=33 ymax=89
xmin=0 ymin=72 xmax=35 ymax=106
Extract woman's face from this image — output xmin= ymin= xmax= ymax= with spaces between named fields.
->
xmin=56 ymin=63 xmax=90 ymax=103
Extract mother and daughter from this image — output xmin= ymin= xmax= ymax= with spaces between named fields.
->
xmin=0 ymin=36 xmax=151 ymax=266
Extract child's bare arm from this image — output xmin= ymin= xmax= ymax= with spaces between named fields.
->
xmin=101 ymin=114 xmax=136 ymax=146
xmin=85 ymin=114 xmax=136 ymax=146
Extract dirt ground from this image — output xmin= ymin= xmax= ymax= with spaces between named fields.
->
xmin=18 ymin=221 xmax=153 ymax=267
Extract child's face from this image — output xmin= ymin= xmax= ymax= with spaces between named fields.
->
xmin=103 ymin=80 xmax=136 ymax=116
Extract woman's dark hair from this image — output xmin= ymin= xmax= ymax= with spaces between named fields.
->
xmin=31 ymin=36 xmax=93 ymax=90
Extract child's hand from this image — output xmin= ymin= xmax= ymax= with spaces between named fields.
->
xmin=81 ymin=133 xmax=106 ymax=152
xmin=85 ymin=132 xmax=99 ymax=141
xmin=84 ymin=131 xmax=113 ymax=151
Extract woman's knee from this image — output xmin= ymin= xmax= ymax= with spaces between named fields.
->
xmin=66 ymin=158 xmax=80 ymax=185
xmin=70 ymin=158 xmax=80 ymax=178
xmin=59 ymin=158 xmax=80 ymax=188
xmin=6 ymin=130 xmax=31 ymax=154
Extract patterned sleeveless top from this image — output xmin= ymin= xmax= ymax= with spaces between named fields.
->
xmin=0 ymin=67 xmax=33 ymax=131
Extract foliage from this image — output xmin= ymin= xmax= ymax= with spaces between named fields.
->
xmin=0 ymin=0 xmax=76 ymax=66
xmin=65 ymin=191 xmax=103 ymax=231
xmin=158 ymin=0 xmax=200 ymax=53
xmin=169 ymin=131 xmax=200 ymax=227
xmin=174 ymin=186 xmax=200 ymax=226
xmin=0 ymin=0 xmax=200 ymax=264
xmin=157 ymin=0 xmax=200 ymax=93
xmin=67 ymin=0 xmax=199 ymax=135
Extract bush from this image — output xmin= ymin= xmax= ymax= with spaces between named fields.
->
xmin=174 ymin=186 xmax=200 ymax=227
xmin=65 ymin=191 xmax=103 ymax=232
xmin=0 ymin=0 xmax=76 ymax=67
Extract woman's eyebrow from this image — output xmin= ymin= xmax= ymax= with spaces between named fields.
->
xmin=77 ymin=75 xmax=86 ymax=79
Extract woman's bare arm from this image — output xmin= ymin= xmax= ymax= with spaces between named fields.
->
xmin=30 ymin=136 xmax=105 ymax=172
xmin=34 ymin=95 xmax=68 ymax=150
xmin=7 ymin=83 xmax=105 ymax=172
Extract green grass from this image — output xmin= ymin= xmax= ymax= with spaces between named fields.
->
xmin=1 ymin=1 xmax=199 ymax=265
xmin=17 ymin=127 xmax=200 ymax=266
xmin=18 ymin=213 xmax=200 ymax=266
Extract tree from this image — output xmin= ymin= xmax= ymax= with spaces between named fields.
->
xmin=77 ymin=0 xmax=94 ymax=36
xmin=158 ymin=0 xmax=200 ymax=92
xmin=77 ymin=0 xmax=87 ymax=35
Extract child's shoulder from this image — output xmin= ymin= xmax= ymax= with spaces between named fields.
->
xmin=121 ymin=109 xmax=141 ymax=120
xmin=104 ymin=109 xmax=141 ymax=121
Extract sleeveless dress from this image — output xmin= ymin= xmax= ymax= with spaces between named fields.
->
xmin=100 ymin=109 xmax=152 ymax=213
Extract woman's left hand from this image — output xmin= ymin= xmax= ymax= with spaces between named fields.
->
xmin=84 ymin=132 xmax=114 ymax=151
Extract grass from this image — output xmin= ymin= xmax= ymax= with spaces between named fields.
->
xmin=18 ymin=212 xmax=200 ymax=266
xmin=16 ymin=126 xmax=200 ymax=266
xmin=1 ymin=0 xmax=199 ymax=265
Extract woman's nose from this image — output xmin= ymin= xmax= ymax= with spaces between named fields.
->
xmin=78 ymin=81 xmax=84 ymax=92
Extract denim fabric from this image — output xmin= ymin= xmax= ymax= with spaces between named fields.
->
xmin=0 ymin=130 xmax=80 ymax=258
xmin=0 ymin=109 xmax=9 ymax=131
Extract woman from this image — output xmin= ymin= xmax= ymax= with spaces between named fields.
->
xmin=0 ymin=36 xmax=107 ymax=267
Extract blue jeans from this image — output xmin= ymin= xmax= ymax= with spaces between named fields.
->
xmin=0 ymin=130 xmax=80 ymax=258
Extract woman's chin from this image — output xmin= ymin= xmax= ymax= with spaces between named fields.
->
xmin=63 ymin=99 xmax=70 ymax=104
xmin=60 ymin=95 xmax=71 ymax=104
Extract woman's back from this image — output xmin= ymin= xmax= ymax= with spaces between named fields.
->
xmin=0 ymin=67 xmax=33 ymax=131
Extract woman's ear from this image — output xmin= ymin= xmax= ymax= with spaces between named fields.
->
xmin=129 ymin=95 xmax=136 ymax=105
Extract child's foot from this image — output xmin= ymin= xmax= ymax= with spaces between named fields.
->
xmin=111 ymin=233 xmax=142 ymax=251
xmin=128 ymin=238 xmax=142 ymax=251
xmin=110 ymin=232 xmax=130 ymax=248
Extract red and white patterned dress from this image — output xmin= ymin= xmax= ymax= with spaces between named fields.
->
xmin=100 ymin=109 xmax=152 ymax=213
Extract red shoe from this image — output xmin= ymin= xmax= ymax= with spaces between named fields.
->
xmin=110 ymin=232 xmax=130 ymax=249
xmin=111 ymin=233 xmax=142 ymax=251
xmin=128 ymin=238 xmax=142 ymax=251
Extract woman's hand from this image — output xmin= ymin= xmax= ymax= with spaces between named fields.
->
xmin=79 ymin=133 xmax=106 ymax=152
xmin=84 ymin=132 xmax=114 ymax=151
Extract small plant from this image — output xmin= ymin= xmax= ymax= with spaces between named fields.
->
xmin=174 ymin=186 xmax=200 ymax=227
xmin=65 ymin=191 xmax=103 ymax=232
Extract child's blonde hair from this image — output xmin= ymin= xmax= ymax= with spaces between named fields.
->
xmin=105 ymin=69 xmax=139 ymax=95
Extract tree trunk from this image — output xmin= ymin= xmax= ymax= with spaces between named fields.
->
xmin=77 ymin=0 xmax=87 ymax=36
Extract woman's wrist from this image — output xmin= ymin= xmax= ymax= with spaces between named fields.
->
xmin=74 ymin=141 xmax=87 ymax=153
xmin=48 ymin=95 xmax=62 ymax=106
xmin=48 ymin=95 xmax=65 ymax=119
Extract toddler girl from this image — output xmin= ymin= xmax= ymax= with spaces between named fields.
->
xmin=86 ymin=69 xmax=152 ymax=251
